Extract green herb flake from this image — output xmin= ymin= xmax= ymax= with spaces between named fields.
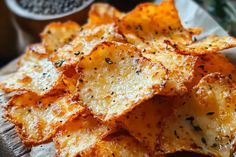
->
xmin=55 ymin=60 xmax=65 ymax=67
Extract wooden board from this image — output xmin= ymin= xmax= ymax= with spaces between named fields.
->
xmin=0 ymin=59 xmax=31 ymax=157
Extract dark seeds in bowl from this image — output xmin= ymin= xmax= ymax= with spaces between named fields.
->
xmin=17 ymin=0 xmax=88 ymax=15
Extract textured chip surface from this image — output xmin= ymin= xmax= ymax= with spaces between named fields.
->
xmin=190 ymin=53 xmax=236 ymax=87
xmin=87 ymin=3 xmax=123 ymax=26
xmin=50 ymin=24 xmax=124 ymax=70
xmin=160 ymin=73 xmax=236 ymax=157
xmin=54 ymin=114 xmax=112 ymax=157
xmin=143 ymin=53 xmax=198 ymax=95
xmin=168 ymin=36 xmax=236 ymax=55
xmin=41 ymin=21 xmax=80 ymax=54
xmin=117 ymin=1 xmax=200 ymax=53
xmin=5 ymin=92 xmax=84 ymax=145
xmin=119 ymin=96 xmax=174 ymax=153
xmin=77 ymin=41 xmax=167 ymax=121
xmin=0 ymin=44 xmax=64 ymax=96
xmin=83 ymin=134 xmax=153 ymax=157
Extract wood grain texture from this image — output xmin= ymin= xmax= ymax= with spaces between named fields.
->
xmin=0 ymin=61 xmax=30 ymax=157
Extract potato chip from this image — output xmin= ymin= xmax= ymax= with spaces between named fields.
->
xmin=0 ymin=44 xmax=65 ymax=96
xmin=86 ymin=3 xmax=123 ymax=26
xmin=41 ymin=21 xmax=80 ymax=53
xmin=117 ymin=1 xmax=201 ymax=53
xmin=143 ymin=53 xmax=198 ymax=95
xmin=54 ymin=114 xmax=112 ymax=157
xmin=83 ymin=134 xmax=153 ymax=157
xmin=190 ymin=53 xmax=236 ymax=87
xmin=119 ymin=96 xmax=174 ymax=153
xmin=167 ymin=35 xmax=236 ymax=55
xmin=5 ymin=92 xmax=84 ymax=145
xmin=50 ymin=24 xmax=124 ymax=70
xmin=160 ymin=73 xmax=236 ymax=157
xmin=76 ymin=41 xmax=167 ymax=122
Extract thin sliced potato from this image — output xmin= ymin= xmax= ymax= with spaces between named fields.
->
xmin=167 ymin=35 xmax=236 ymax=55
xmin=54 ymin=114 xmax=112 ymax=157
xmin=86 ymin=3 xmax=123 ymax=27
xmin=83 ymin=134 xmax=154 ymax=157
xmin=5 ymin=92 xmax=84 ymax=145
xmin=160 ymin=73 xmax=236 ymax=157
xmin=117 ymin=1 xmax=201 ymax=53
xmin=119 ymin=96 xmax=174 ymax=153
xmin=77 ymin=41 xmax=167 ymax=122
xmin=143 ymin=53 xmax=198 ymax=95
xmin=190 ymin=53 xmax=236 ymax=87
xmin=0 ymin=44 xmax=64 ymax=96
xmin=50 ymin=24 xmax=124 ymax=70
xmin=41 ymin=21 xmax=80 ymax=53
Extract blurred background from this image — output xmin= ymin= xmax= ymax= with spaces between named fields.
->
xmin=0 ymin=0 xmax=236 ymax=68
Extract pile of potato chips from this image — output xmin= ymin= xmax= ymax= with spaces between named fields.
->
xmin=1 ymin=0 xmax=236 ymax=156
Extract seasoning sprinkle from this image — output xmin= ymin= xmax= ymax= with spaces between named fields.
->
xmin=136 ymin=69 xmax=142 ymax=75
xmin=207 ymin=112 xmax=215 ymax=116
xmin=201 ymin=137 xmax=207 ymax=145
xmin=74 ymin=51 xmax=81 ymax=56
xmin=193 ymin=126 xmax=202 ymax=132
xmin=198 ymin=65 xmax=205 ymax=70
xmin=55 ymin=60 xmax=65 ymax=67
xmin=105 ymin=58 xmax=113 ymax=64
xmin=174 ymin=130 xmax=180 ymax=139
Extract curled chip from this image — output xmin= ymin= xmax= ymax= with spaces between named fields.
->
xmin=160 ymin=73 xmax=236 ymax=157
xmin=143 ymin=53 xmax=198 ymax=95
xmin=54 ymin=114 xmax=112 ymax=157
xmin=190 ymin=53 xmax=236 ymax=87
xmin=117 ymin=1 xmax=201 ymax=53
xmin=167 ymin=35 xmax=236 ymax=55
xmin=86 ymin=3 xmax=123 ymax=27
xmin=0 ymin=44 xmax=65 ymax=96
xmin=41 ymin=21 xmax=80 ymax=53
xmin=50 ymin=24 xmax=124 ymax=70
xmin=83 ymin=134 xmax=152 ymax=157
xmin=77 ymin=41 xmax=167 ymax=122
xmin=5 ymin=92 xmax=84 ymax=145
xmin=119 ymin=96 xmax=174 ymax=153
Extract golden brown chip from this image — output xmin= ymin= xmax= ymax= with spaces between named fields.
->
xmin=190 ymin=53 xmax=236 ymax=87
xmin=54 ymin=114 xmax=112 ymax=157
xmin=119 ymin=96 xmax=174 ymax=153
xmin=41 ymin=21 xmax=80 ymax=53
xmin=0 ymin=44 xmax=65 ymax=96
xmin=167 ymin=35 xmax=236 ymax=55
xmin=50 ymin=24 xmax=124 ymax=70
xmin=77 ymin=41 xmax=167 ymax=122
xmin=117 ymin=1 xmax=200 ymax=53
xmin=143 ymin=53 xmax=198 ymax=95
xmin=5 ymin=92 xmax=84 ymax=145
xmin=160 ymin=73 xmax=236 ymax=157
xmin=83 ymin=134 xmax=154 ymax=157
xmin=86 ymin=3 xmax=123 ymax=26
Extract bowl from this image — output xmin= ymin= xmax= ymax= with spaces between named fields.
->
xmin=5 ymin=0 xmax=94 ymax=40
